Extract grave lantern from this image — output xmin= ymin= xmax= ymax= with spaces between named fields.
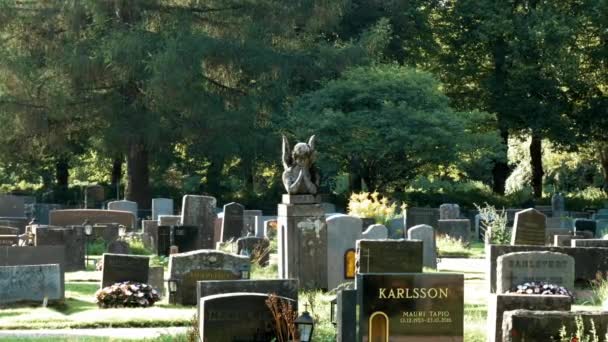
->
xmin=83 ymin=220 xmax=93 ymax=266
xmin=295 ymin=304 xmax=315 ymax=342
xmin=330 ymin=297 xmax=337 ymax=326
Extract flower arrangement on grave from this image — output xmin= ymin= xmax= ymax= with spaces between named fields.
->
xmin=347 ymin=191 xmax=405 ymax=226
xmin=95 ymin=281 xmax=160 ymax=308
xmin=507 ymin=281 xmax=574 ymax=299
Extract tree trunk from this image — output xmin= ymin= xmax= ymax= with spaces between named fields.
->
xmin=492 ymin=128 xmax=510 ymax=195
xmin=111 ymin=156 xmax=123 ymax=186
xmin=599 ymin=143 xmax=608 ymax=194
xmin=125 ymin=141 xmax=151 ymax=210
xmin=530 ymin=134 xmax=544 ymax=198
xmin=55 ymin=158 xmax=69 ymax=190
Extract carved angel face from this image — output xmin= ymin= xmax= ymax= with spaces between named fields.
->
xmin=292 ymin=142 xmax=312 ymax=166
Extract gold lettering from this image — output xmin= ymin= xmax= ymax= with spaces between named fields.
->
xmin=396 ymin=288 xmax=405 ymax=299
xmin=378 ymin=287 xmax=450 ymax=300
xmin=378 ymin=288 xmax=387 ymax=299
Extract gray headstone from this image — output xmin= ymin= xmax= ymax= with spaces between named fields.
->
xmin=0 ymin=264 xmax=63 ymax=304
xmin=0 ymin=195 xmax=25 ymax=217
xmin=168 ymin=250 xmax=250 ymax=305
xmin=496 ymin=251 xmax=574 ymax=293
xmin=362 ymin=224 xmax=388 ymax=239
xmin=571 ymin=239 xmax=608 ymax=248
xmin=141 ymin=220 xmax=159 ymax=252
xmin=326 ymin=214 xmax=363 ymax=290
xmin=181 ymin=195 xmax=216 ymax=249
xmin=221 ymin=202 xmax=244 ymax=242
xmin=147 ymin=266 xmax=165 ymax=297
xmin=511 ymin=209 xmax=546 ymax=246
xmin=84 ymin=185 xmax=105 ymax=209
xmin=243 ymin=210 xmax=262 ymax=237
xmin=101 ymin=253 xmax=150 ymax=288
xmin=107 ymin=200 xmax=138 ymax=218
xmin=502 ymin=310 xmax=608 ymax=342
xmin=34 ymin=225 xmax=85 ymax=272
xmin=439 ymin=203 xmax=460 ymax=220
xmin=0 ymin=226 xmax=19 ymax=235
xmin=407 ymin=224 xmax=437 ymax=269
xmin=551 ymin=193 xmax=565 ymax=217
xmin=151 ymin=198 xmax=173 ymax=221
xmin=106 ymin=240 xmax=131 ymax=254
xmin=437 ymin=219 xmax=471 ymax=243
xmin=356 ymin=239 xmax=423 ymax=274
xmin=158 ymin=215 xmax=181 ymax=226
xmin=405 ymin=207 xmax=440 ymax=229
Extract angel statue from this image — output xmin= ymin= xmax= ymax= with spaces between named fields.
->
xmin=282 ymin=135 xmax=320 ymax=195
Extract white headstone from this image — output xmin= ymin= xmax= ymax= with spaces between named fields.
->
xmin=107 ymin=200 xmax=138 ymax=218
xmin=152 ymin=198 xmax=173 ymax=221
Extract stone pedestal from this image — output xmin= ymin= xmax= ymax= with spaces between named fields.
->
xmin=277 ymin=194 xmax=327 ymax=290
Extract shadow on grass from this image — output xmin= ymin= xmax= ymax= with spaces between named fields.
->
xmin=65 ymin=283 xmax=99 ymax=297
xmin=50 ymin=298 xmax=97 ymax=315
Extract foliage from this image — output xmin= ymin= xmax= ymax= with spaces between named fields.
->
xmin=125 ymin=236 xmax=153 ymax=256
xmin=558 ymin=315 xmax=608 ymax=342
xmin=347 ymin=191 xmax=402 ymax=225
xmin=436 ymin=235 xmax=470 ymax=257
xmin=86 ymin=238 xmax=106 ymax=256
xmin=186 ymin=314 xmax=200 ymax=342
xmin=287 ymin=64 xmax=499 ymax=193
xmin=589 ymin=272 xmax=608 ymax=306
xmin=150 ymin=255 xmax=169 ymax=268
xmin=475 ymin=203 xmax=510 ymax=245
xmin=95 ymin=282 xmax=160 ymax=309
xmin=266 ymin=294 xmax=298 ymax=342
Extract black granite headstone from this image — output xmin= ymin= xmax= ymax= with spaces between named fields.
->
xmin=574 ymin=219 xmax=597 ymax=237
xmin=357 ymin=273 xmax=464 ymax=342
xmin=157 ymin=225 xmax=171 ymax=256
xmin=356 ymin=239 xmax=423 ymax=274
xmin=337 ymin=289 xmax=357 ymax=342
xmin=101 ymin=253 xmax=149 ymax=288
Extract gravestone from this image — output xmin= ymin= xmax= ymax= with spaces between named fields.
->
xmin=156 ymin=225 xmax=171 ymax=256
xmin=551 ymin=193 xmax=565 ymax=218
xmin=571 ymin=239 xmax=608 ymax=248
xmin=159 ymin=215 xmax=181 ymax=226
xmin=487 ymin=244 xmax=608 ymax=293
xmin=496 ymin=251 xmax=574 ymax=293
xmin=101 ymin=253 xmax=150 ymax=288
xmin=357 ymin=273 xmax=464 ymax=342
xmin=213 ymin=215 xmax=222 ymax=245
xmin=243 ymin=209 xmax=262 ymax=237
xmin=196 ymin=279 xmax=298 ymax=318
xmin=511 ymin=209 xmax=546 ymax=246
xmin=173 ymin=226 xmax=200 ymax=253
xmin=387 ymin=217 xmax=405 ymax=239
xmin=278 ymin=194 xmax=328 ymax=290
xmin=84 ymin=185 xmax=105 ymax=209
xmin=49 ymin=209 xmax=136 ymax=229
xmin=437 ymin=219 xmax=470 ymax=244
xmin=199 ymin=293 xmax=295 ymax=342
xmin=327 ymin=214 xmax=363 ymax=290
xmin=148 ymin=266 xmax=165 ymax=297
xmin=0 ymin=245 xmax=65 ymax=276
xmin=181 ymin=195 xmax=216 ymax=249
xmin=107 ymin=200 xmax=138 ymax=219
xmin=0 ymin=264 xmax=63 ymax=304
xmin=356 ymin=239 xmax=423 ymax=274
xmin=439 ymin=203 xmax=460 ymax=220
xmin=0 ymin=217 xmax=28 ymax=234
xmin=0 ymin=195 xmax=25 ymax=217
xmin=151 ymin=198 xmax=173 ymax=221
xmin=221 ymin=202 xmax=244 ymax=242
xmin=574 ymin=219 xmax=597 ymax=237
xmin=553 ymin=234 xmax=575 ymax=247
xmin=0 ymin=226 xmax=19 ymax=235
xmin=141 ymin=220 xmax=158 ymax=252
xmin=237 ymin=236 xmax=270 ymax=266
xmin=405 ymin=207 xmax=440 ymax=229
xmin=29 ymin=204 xmax=62 ymax=225
xmin=0 ymin=235 xmax=18 ymax=246
xmin=488 ymin=294 xmax=571 ymax=342
xmin=34 ymin=225 xmax=85 ymax=271
xmin=362 ymin=224 xmax=388 ymax=239
xmin=502 ymin=310 xmax=608 ymax=342
xmin=407 ymin=224 xmax=437 ymax=269
xmin=106 ymin=240 xmax=130 ymax=254
xmin=337 ymin=289 xmax=357 ymax=342
xmin=169 ymin=250 xmax=250 ymax=305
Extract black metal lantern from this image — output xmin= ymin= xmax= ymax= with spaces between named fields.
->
xmin=295 ymin=304 xmax=315 ymax=342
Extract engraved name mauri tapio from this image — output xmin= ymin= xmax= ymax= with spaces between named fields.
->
xmin=282 ymin=135 xmax=320 ymax=195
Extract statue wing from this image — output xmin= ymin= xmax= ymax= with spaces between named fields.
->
xmin=307 ymin=135 xmax=316 ymax=152
xmin=282 ymin=135 xmax=292 ymax=168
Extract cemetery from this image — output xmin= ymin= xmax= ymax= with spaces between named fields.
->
xmin=0 ymin=2 xmax=608 ymax=342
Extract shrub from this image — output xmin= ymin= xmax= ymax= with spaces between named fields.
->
xmin=475 ymin=203 xmax=510 ymax=244
xmin=95 ymin=282 xmax=160 ymax=308
xmin=348 ymin=191 xmax=403 ymax=225
xmin=436 ymin=235 xmax=470 ymax=258
xmin=125 ymin=236 xmax=153 ymax=255
xmin=558 ymin=315 xmax=608 ymax=342
xmin=590 ymin=271 xmax=608 ymax=306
